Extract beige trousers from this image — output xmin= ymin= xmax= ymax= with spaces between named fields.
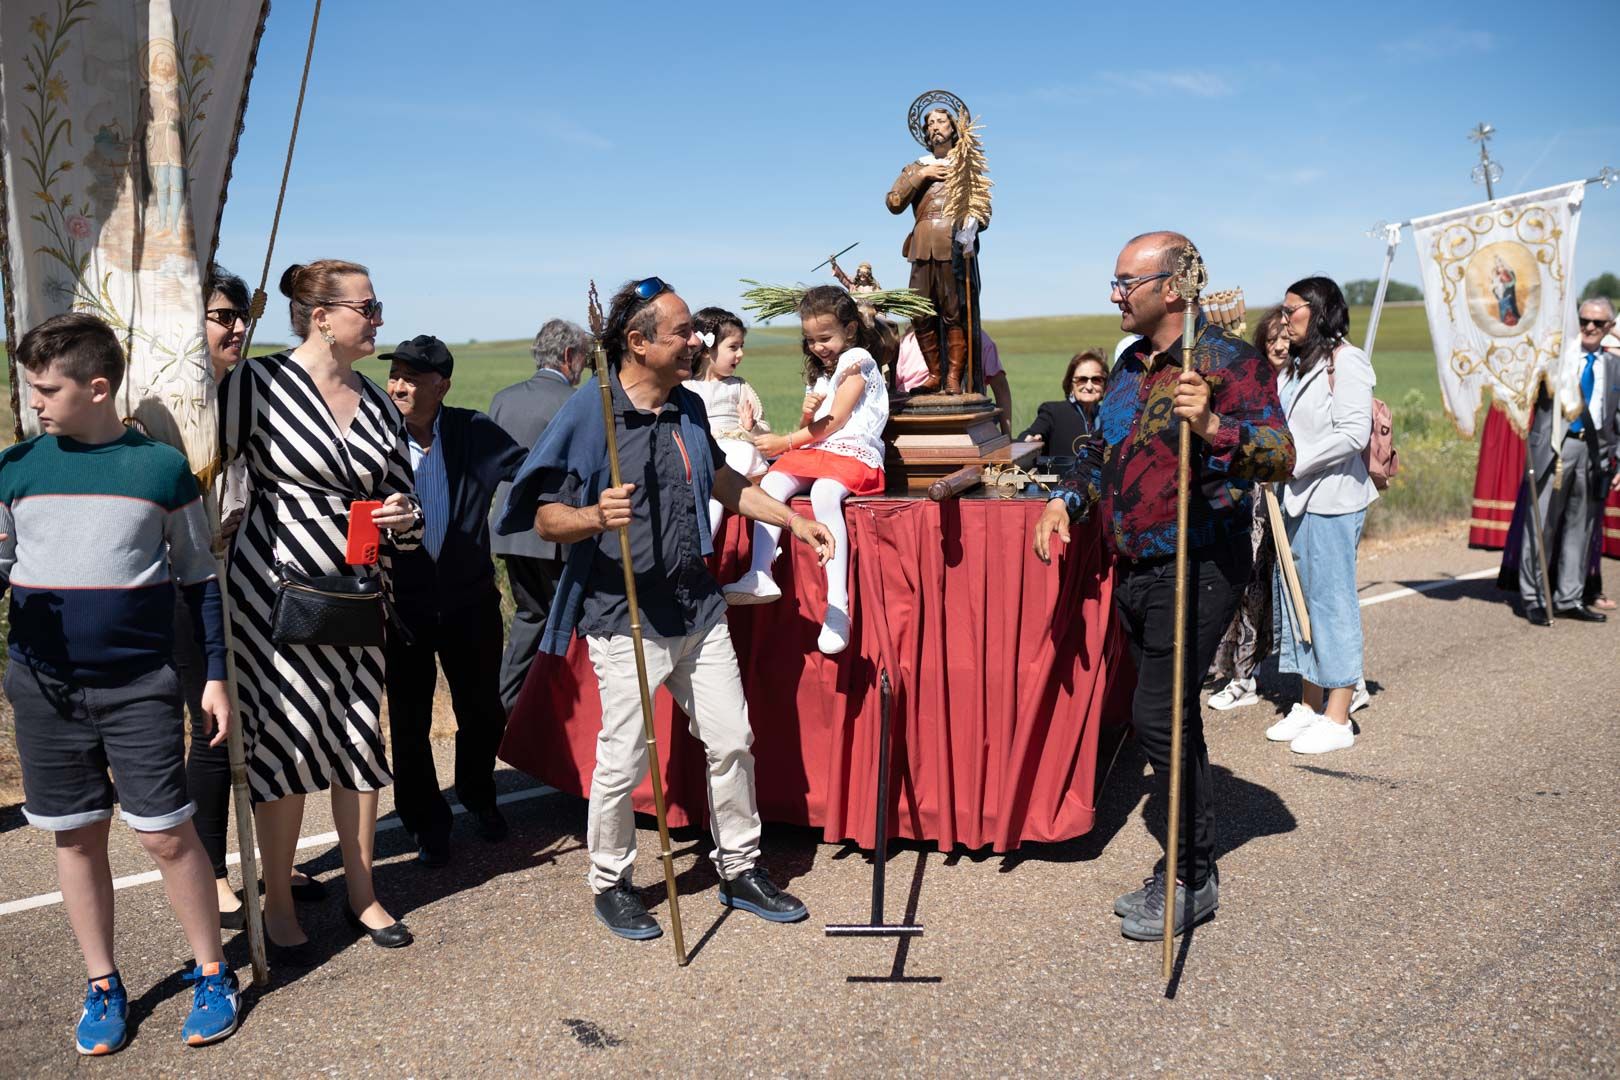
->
xmin=584 ymin=621 xmax=760 ymax=893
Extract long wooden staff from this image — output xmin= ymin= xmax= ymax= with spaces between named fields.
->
xmin=587 ymin=282 xmax=687 ymax=966
xmin=1162 ymin=247 xmax=1208 ymax=979
xmin=1264 ymin=487 xmax=1311 ymax=644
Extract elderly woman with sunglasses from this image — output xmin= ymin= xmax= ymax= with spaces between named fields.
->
xmin=1264 ymin=277 xmax=1377 ymax=755
xmin=1018 ymin=349 xmax=1107 ymax=461
xmin=218 ymin=259 xmax=422 ymax=961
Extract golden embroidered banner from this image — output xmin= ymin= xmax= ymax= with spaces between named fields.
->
xmin=1 ymin=0 xmax=269 ymax=477
xmin=1411 ymin=181 xmax=1586 ymax=436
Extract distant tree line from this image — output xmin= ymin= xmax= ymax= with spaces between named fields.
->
xmin=1342 ymin=279 xmax=1422 ymax=305
xmin=1580 ymin=273 xmax=1619 ymax=303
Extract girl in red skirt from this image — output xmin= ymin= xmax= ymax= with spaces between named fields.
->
xmin=724 ymin=286 xmax=890 ymax=654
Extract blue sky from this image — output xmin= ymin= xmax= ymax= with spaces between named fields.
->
xmin=207 ymin=0 xmax=1620 ymax=344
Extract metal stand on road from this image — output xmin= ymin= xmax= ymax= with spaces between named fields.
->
xmin=825 ymin=671 xmax=924 ymax=939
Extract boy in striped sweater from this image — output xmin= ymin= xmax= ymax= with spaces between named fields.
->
xmin=1 ymin=313 xmax=240 ymax=1053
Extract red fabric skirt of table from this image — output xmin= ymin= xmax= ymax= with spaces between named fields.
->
xmin=498 ymin=496 xmax=1134 ymax=852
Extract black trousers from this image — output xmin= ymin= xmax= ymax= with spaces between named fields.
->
xmin=498 ymin=554 xmax=563 ymax=712
xmin=1114 ymin=540 xmax=1250 ymax=889
xmin=385 ymin=588 xmax=508 ymax=846
xmin=176 ymin=595 xmax=230 ymax=879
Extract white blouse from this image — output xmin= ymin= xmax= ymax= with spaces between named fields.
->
xmin=808 ymin=348 xmax=889 ymax=471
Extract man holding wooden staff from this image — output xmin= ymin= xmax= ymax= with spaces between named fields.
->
xmin=1034 ymin=233 xmax=1294 ymax=942
xmin=497 ymin=278 xmax=834 ymax=941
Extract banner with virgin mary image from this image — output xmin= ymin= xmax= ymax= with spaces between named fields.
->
xmin=0 ymin=0 xmax=270 ymax=478
xmin=1411 ymin=181 xmax=1586 ymax=436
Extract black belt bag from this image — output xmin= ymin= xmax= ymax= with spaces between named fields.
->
xmin=270 ymin=563 xmax=386 ymax=648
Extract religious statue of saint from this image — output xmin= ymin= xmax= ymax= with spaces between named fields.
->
xmin=1491 ymin=256 xmax=1521 ymax=327
xmin=885 ymin=91 xmax=990 ymax=395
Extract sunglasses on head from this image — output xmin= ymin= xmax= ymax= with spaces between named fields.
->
xmin=323 ymin=297 xmax=383 ymax=320
xmin=205 ymin=307 xmax=249 ymax=329
xmin=632 ymin=276 xmax=670 ymax=302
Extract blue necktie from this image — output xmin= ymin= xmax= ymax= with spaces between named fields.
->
xmin=1569 ymin=352 xmax=1597 ymax=435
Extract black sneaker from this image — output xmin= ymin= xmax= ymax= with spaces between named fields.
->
xmin=1121 ymin=875 xmax=1219 ymax=941
xmin=1113 ymin=870 xmax=1163 ymax=919
xmin=594 ymin=881 xmax=662 ymax=940
xmin=468 ymin=804 xmax=508 ymax=842
xmin=718 ymin=868 xmax=808 ymax=923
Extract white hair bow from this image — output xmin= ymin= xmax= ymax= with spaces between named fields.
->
xmin=699 ymin=331 xmax=716 ymax=349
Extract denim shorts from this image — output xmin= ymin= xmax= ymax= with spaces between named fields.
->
xmin=8 ymin=661 xmax=195 ymax=832
xmin=1273 ymin=507 xmax=1366 ymax=689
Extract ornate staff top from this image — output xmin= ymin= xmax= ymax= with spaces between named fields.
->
xmin=1171 ymin=246 xmax=1208 ymax=303
xmin=587 ymin=279 xmax=606 ymax=343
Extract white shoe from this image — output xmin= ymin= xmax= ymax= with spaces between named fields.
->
xmin=1290 ymin=715 xmax=1355 ymax=755
xmin=1208 ymin=678 xmax=1258 ymax=711
xmin=1349 ymin=678 xmax=1370 ymax=714
xmin=1265 ymin=702 xmax=1318 ymax=742
xmin=817 ymin=607 xmax=851 ymax=655
xmin=722 ymin=571 xmax=782 ymax=606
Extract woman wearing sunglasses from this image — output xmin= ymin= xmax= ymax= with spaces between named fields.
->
xmin=218 ymin=259 xmax=422 ymax=961
xmin=1017 ymin=349 xmax=1107 ymax=461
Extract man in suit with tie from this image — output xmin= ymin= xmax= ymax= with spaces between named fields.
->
xmin=489 ymin=319 xmax=593 ymax=710
xmin=1519 ymin=298 xmax=1620 ymax=624
xmin=383 ymin=336 xmax=528 ymax=863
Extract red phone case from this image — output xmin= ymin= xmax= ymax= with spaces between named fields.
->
xmin=346 ymin=500 xmax=382 ymax=565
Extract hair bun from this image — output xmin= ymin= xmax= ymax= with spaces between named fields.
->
xmin=277 ymin=263 xmax=306 ymax=298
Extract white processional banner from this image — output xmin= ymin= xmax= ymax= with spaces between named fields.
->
xmin=1411 ymin=180 xmax=1586 ymax=436
xmin=0 ymin=0 xmax=269 ymax=478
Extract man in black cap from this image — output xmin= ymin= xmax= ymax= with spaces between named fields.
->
xmin=382 ymin=335 xmax=527 ymax=865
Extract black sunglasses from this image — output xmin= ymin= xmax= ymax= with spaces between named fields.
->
xmin=324 ymin=297 xmax=383 ymax=320
xmin=205 ymin=307 xmax=249 ymax=329
xmin=1579 ymin=317 xmax=1612 ymax=328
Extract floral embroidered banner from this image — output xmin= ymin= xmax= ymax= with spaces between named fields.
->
xmin=1411 ymin=181 xmax=1586 ymax=436
xmin=1 ymin=0 xmax=268 ymax=477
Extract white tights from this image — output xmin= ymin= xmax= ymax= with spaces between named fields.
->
xmin=748 ymin=471 xmax=853 ymax=614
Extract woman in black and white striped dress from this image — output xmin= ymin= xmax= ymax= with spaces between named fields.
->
xmin=220 ymin=259 xmax=421 ymax=957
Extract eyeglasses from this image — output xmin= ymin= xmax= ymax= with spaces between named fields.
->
xmin=205 ymin=307 xmax=249 ymax=329
xmin=1109 ymin=272 xmax=1169 ymax=297
xmin=323 ymin=297 xmax=384 ymax=320
xmin=1579 ymin=317 xmax=1613 ymax=328
xmin=1072 ymin=375 xmax=1106 ymax=386
xmin=1281 ymin=302 xmax=1311 ymax=318
xmin=632 ymin=276 xmax=670 ymax=302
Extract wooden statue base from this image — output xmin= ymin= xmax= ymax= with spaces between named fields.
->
xmin=884 ymin=391 xmax=1039 ymax=493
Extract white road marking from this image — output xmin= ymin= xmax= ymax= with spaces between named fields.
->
xmin=0 ymin=563 xmax=1508 ymax=918
xmin=1359 ymin=566 xmax=1500 ymax=607
xmin=0 ymin=784 xmax=557 ymax=917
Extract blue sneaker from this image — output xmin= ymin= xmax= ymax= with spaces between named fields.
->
xmin=181 ymin=961 xmax=240 ymax=1046
xmin=75 ymin=973 xmax=129 ymax=1056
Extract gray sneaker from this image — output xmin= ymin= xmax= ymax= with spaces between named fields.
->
xmin=1121 ymin=875 xmax=1219 ymax=941
xmin=1113 ymin=871 xmax=1164 ymax=918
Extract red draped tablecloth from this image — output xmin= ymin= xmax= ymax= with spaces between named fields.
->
xmin=498 ymin=496 xmax=1133 ymax=852
xmin=1471 ymin=403 xmax=1620 ymax=557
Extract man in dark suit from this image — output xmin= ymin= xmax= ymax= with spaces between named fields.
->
xmin=1518 ymin=298 xmax=1620 ymax=624
xmin=488 ymin=319 xmax=592 ymax=710
xmin=383 ymin=336 xmax=527 ymax=864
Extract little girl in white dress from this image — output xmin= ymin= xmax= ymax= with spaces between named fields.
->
xmin=683 ymin=307 xmax=769 ymax=536
xmin=724 ymin=286 xmax=889 ymax=655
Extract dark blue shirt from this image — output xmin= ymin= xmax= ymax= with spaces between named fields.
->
xmin=540 ymin=374 xmax=726 ymax=640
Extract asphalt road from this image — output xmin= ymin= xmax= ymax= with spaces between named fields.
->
xmin=1 ymin=526 xmax=1615 ymax=1077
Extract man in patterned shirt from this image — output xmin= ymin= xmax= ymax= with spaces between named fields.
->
xmin=1034 ymin=232 xmax=1294 ymax=942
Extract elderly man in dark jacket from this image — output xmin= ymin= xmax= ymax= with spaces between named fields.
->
xmin=383 ymin=335 xmax=527 ymax=864
xmin=488 ymin=319 xmax=592 ymax=710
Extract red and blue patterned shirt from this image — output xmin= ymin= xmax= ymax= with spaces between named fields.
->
xmin=1056 ymin=318 xmax=1294 ymax=560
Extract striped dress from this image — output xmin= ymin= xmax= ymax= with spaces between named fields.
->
xmin=220 ymin=352 xmax=422 ymax=802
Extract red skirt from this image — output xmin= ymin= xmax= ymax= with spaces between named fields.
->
xmin=768 ymin=448 xmax=885 ymax=495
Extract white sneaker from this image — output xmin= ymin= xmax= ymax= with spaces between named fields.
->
xmin=1349 ymin=678 xmax=1370 ymax=714
xmin=1208 ymin=678 xmax=1259 ymax=711
xmin=1290 ymin=715 xmax=1355 ymax=755
xmin=817 ymin=607 xmax=851 ymax=655
xmin=722 ymin=571 xmax=782 ymax=606
xmin=1265 ymin=702 xmax=1318 ymax=742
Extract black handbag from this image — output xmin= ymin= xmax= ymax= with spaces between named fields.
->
xmin=270 ymin=562 xmax=386 ymax=647
xmin=267 ymin=433 xmax=396 ymax=648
